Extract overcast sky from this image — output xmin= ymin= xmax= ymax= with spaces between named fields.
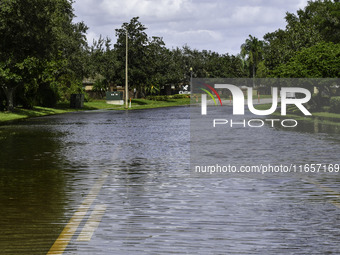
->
xmin=73 ymin=0 xmax=309 ymax=55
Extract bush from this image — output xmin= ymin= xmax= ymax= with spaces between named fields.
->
xmin=146 ymin=95 xmax=169 ymax=101
xmin=146 ymin=95 xmax=167 ymax=101
xmin=172 ymin=94 xmax=190 ymax=99
xmin=147 ymin=94 xmax=190 ymax=100
xmin=322 ymin=106 xmax=330 ymax=112
xmin=146 ymin=94 xmax=190 ymax=101
xmin=329 ymin=97 xmax=340 ymax=113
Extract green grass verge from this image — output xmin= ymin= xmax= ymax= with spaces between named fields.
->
xmin=252 ymin=103 xmax=278 ymax=111
xmin=253 ymin=103 xmax=340 ymax=123
xmin=84 ymin=98 xmax=190 ymax=110
xmin=0 ymin=106 xmax=75 ymax=122
xmin=311 ymin=112 xmax=340 ymax=120
xmin=0 ymin=98 xmax=191 ymax=123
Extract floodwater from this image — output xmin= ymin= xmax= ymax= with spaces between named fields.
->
xmin=0 ymin=106 xmax=339 ymax=254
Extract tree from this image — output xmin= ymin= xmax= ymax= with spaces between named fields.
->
xmin=0 ymin=0 xmax=54 ymax=110
xmin=275 ymin=41 xmax=340 ymax=108
xmin=89 ymin=36 xmax=118 ymax=96
xmin=275 ymin=42 xmax=340 ymax=78
xmin=165 ymin=47 xmax=188 ymax=89
xmin=114 ymin=17 xmax=149 ymax=97
xmin=0 ymin=0 xmax=88 ymax=110
xmin=240 ymin=35 xmax=263 ymax=84
xmin=262 ymin=0 xmax=340 ymax=76
xmin=144 ymin=36 xmax=169 ymax=95
xmin=263 ymin=29 xmax=291 ymax=75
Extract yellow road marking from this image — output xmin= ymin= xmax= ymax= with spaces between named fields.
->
xmin=47 ymin=172 xmax=108 ymax=255
xmin=302 ymin=176 xmax=340 ymax=209
xmin=76 ymin=204 xmax=107 ymax=242
xmin=330 ymin=200 xmax=340 ymax=208
xmin=303 ymin=177 xmax=340 ymax=198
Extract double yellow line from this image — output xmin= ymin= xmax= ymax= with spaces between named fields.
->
xmin=47 ymin=171 xmax=109 ymax=254
xmin=48 ymin=146 xmax=121 ymax=254
xmin=303 ymin=176 xmax=340 ymax=209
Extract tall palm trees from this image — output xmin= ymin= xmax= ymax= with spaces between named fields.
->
xmin=241 ymin=35 xmax=263 ymax=86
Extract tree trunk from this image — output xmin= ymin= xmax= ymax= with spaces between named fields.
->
xmin=3 ymin=86 xmax=15 ymax=112
xmin=252 ymin=62 xmax=256 ymax=87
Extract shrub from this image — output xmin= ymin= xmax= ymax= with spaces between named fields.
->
xmin=322 ymin=106 xmax=330 ymax=112
xmin=172 ymin=94 xmax=190 ymax=99
xmin=146 ymin=95 xmax=168 ymax=101
xmin=329 ymin=97 xmax=340 ymax=113
xmin=146 ymin=94 xmax=190 ymax=101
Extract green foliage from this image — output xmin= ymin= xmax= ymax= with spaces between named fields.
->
xmin=114 ymin=17 xmax=149 ymax=95
xmin=89 ymin=36 xmax=117 ymax=91
xmin=57 ymin=74 xmax=85 ymax=103
xmin=172 ymin=94 xmax=190 ymax=99
xmin=330 ymin=96 xmax=340 ymax=113
xmin=87 ymin=17 xmax=247 ymax=99
xmin=2 ymin=0 xmax=337 ymax=112
xmin=146 ymin=95 xmax=169 ymax=101
xmin=91 ymin=77 xmax=107 ymax=98
xmin=275 ymin=42 xmax=340 ymax=78
xmin=146 ymin=94 xmax=190 ymax=101
xmin=240 ymin=35 xmax=264 ymax=80
xmin=262 ymin=0 xmax=340 ymax=77
xmin=0 ymin=0 xmax=88 ymax=111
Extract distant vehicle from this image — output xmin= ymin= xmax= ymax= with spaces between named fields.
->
xmin=179 ymin=84 xmax=191 ymax=94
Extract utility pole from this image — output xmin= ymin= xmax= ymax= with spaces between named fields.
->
xmin=125 ymin=29 xmax=128 ymax=109
xmin=190 ymin=67 xmax=193 ymax=88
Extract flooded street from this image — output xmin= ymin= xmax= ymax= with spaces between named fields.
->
xmin=0 ymin=106 xmax=339 ymax=254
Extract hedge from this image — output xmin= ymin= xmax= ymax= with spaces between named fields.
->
xmin=146 ymin=94 xmax=190 ymax=101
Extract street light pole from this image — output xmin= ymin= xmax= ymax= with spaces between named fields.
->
xmin=125 ymin=29 xmax=128 ymax=109
xmin=190 ymin=67 xmax=193 ymax=88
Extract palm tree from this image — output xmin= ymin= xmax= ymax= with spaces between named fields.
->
xmin=240 ymin=35 xmax=263 ymax=86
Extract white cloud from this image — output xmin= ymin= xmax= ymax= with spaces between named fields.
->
xmin=98 ymin=0 xmax=192 ymax=21
xmin=73 ymin=0 xmax=310 ymax=55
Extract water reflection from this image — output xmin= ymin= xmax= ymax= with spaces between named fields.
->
xmin=0 ymin=125 xmax=68 ymax=253
xmin=293 ymin=117 xmax=340 ymax=134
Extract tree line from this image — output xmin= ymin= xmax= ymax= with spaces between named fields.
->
xmin=0 ymin=0 xmax=339 ymax=111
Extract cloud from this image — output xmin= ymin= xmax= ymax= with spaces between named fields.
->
xmin=100 ymin=0 xmax=192 ymax=20
xmin=73 ymin=0 xmax=309 ymax=55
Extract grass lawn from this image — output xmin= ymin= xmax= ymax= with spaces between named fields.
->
xmin=84 ymin=98 xmax=190 ymax=110
xmin=253 ymin=103 xmax=277 ymax=111
xmin=0 ymin=106 xmax=75 ymax=122
xmin=0 ymin=98 xmax=190 ymax=123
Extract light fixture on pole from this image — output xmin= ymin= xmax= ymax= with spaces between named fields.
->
xmin=190 ymin=67 xmax=193 ymax=88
